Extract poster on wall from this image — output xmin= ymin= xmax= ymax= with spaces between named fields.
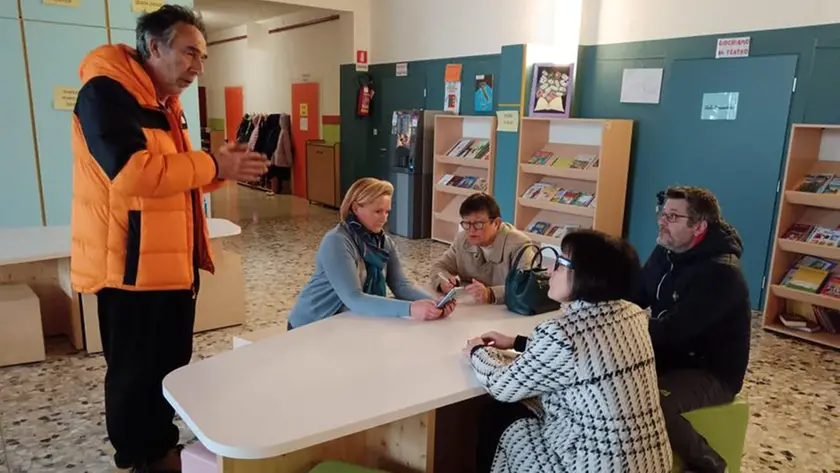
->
xmin=528 ymin=63 xmax=574 ymax=118
xmin=474 ymin=74 xmax=494 ymax=112
xmin=444 ymin=82 xmax=462 ymax=114
xmin=620 ymin=68 xmax=663 ymax=104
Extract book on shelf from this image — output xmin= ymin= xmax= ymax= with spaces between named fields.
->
xmin=444 ymin=138 xmax=490 ymax=160
xmin=525 ymin=149 xmax=599 ymax=171
xmin=812 ymin=306 xmax=840 ymax=333
xmin=437 ymin=173 xmax=487 ymax=192
xmin=521 ymin=182 xmax=595 ymax=208
xmin=796 ymin=173 xmax=840 ymax=193
xmin=526 ymin=222 xmax=580 ymax=239
xmin=779 ymin=255 xmax=836 ymax=294
xmin=781 ymin=222 xmax=840 ymax=247
xmin=779 ymin=313 xmax=822 ymax=332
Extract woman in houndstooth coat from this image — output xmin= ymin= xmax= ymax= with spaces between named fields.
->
xmin=465 ymin=230 xmax=673 ymax=473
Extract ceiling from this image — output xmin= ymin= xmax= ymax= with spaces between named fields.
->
xmin=195 ymin=0 xmax=307 ymax=32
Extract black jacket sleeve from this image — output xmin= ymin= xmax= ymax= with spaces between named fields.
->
xmin=648 ymin=259 xmax=746 ymax=347
xmin=629 ymin=253 xmax=654 ymax=310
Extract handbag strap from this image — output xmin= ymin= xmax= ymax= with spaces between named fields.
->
xmin=539 ymin=245 xmax=563 ymax=271
xmin=510 ymin=243 xmax=545 ymax=271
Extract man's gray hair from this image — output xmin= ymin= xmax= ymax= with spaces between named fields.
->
xmin=135 ymin=4 xmax=207 ymax=63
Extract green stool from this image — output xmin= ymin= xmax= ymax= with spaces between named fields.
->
xmin=670 ymin=397 xmax=750 ymax=473
xmin=309 ymin=461 xmax=390 ymax=473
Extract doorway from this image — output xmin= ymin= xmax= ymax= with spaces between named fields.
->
xmin=646 ymin=55 xmax=797 ymax=308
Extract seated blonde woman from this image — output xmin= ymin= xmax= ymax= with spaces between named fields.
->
xmin=463 ymin=230 xmax=672 ymax=473
xmin=287 ymin=177 xmax=454 ymax=329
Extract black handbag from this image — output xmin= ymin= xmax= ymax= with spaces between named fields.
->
xmin=504 ymin=244 xmax=563 ymax=316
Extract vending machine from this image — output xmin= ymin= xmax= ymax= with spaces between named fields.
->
xmin=387 ymin=109 xmax=448 ymax=239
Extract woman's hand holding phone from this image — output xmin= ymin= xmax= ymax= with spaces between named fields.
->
xmin=409 ymin=299 xmax=455 ymax=321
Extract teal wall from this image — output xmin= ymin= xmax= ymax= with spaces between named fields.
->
xmin=492 ymin=45 xmax=525 ymax=221
xmin=576 ymin=23 xmax=840 ymax=307
xmin=340 ymin=53 xmax=504 ymax=200
xmin=0 ymin=0 xmax=200 ymax=228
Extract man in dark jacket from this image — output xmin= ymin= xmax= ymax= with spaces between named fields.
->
xmin=632 ymin=186 xmax=751 ymax=473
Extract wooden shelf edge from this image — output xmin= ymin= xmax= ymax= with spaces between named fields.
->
xmin=777 ymin=238 xmax=840 ymax=261
xmin=435 ymin=184 xmax=483 ymax=197
xmin=436 ymin=155 xmax=491 ymax=168
xmin=523 ymin=231 xmax=565 ymax=246
xmin=769 ymin=284 xmax=840 ymax=311
xmin=517 ymin=197 xmax=595 ymax=218
xmin=519 ymin=163 xmax=598 ymax=181
xmin=763 ymin=322 xmax=840 ymax=349
xmin=784 ymin=190 xmax=840 ymax=210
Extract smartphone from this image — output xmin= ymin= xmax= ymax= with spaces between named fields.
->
xmin=436 ymin=287 xmax=461 ymax=309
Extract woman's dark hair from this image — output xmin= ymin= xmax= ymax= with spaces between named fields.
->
xmin=459 ymin=192 xmax=501 ymax=220
xmin=560 ymin=230 xmax=641 ymax=303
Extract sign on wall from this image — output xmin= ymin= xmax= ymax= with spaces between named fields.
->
xmin=53 ymin=86 xmax=80 ymax=111
xmin=716 ymin=37 xmax=751 ymax=58
xmin=43 ymin=0 xmax=80 ymax=6
xmin=496 ymin=110 xmax=519 ymax=132
xmin=701 ymin=92 xmax=739 ymax=120
xmin=396 ymin=63 xmax=408 ymax=77
xmin=620 ymin=68 xmax=663 ymax=104
xmin=356 ymin=50 xmax=369 ymax=72
xmin=131 ymin=0 xmax=164 ymax=13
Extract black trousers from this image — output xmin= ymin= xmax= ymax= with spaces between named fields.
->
xmin=97 ymin=287 xmax=197 ymax=469
xmin=658 ymin=369 xmax=734 ymax=473
xmin=476 ymin=400 xmax=537 ymax=473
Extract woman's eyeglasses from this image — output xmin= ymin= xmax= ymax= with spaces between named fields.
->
xmin=555 ymin=255 xmax=573 ymax=269
xmin=460 ymin=220 xmax=488 ymax=230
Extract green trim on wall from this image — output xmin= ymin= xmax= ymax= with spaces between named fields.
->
xmin=322 ymin=123 xmax=340 ymax=144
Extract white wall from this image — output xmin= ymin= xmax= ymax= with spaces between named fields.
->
xmin=200 ymin=9 xmax=354 ymax=121
xmin=370 ymin=0 xmax=581 ymax=64
xmin=581 ymin=0 xmax=840 ymax=45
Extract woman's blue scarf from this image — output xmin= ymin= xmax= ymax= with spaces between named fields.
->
xmin=343 ymin=214 xmax=390 ymax=296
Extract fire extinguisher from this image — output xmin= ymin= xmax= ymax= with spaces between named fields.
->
xmin=356 ymin=73 xmax=375 ymax=117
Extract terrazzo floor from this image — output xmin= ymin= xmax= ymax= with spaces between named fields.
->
xmin=0 ymin=188 xmax=838 ymax=473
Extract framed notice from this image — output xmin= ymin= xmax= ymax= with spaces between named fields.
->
xmin=53 ymin=86 xmax=80 ymax=111
xmin=131 ymin=0 xmax=163 ymax=13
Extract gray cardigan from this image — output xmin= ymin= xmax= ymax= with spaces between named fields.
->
xmin=287 ymin=223 xmax=432 ymax=328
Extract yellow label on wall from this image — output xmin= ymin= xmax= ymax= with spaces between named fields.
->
xmin=53 ymin=86 xmax=80 ymax=111
xmin=496 ymin=110 xmax=519 ymax=132
xmin=131 ymin=0 xmax=163 ymax=13
xmin=299 ymin=103 xmax=309 ymax=117
xmin=43 ymin=0 xmax=80 ymax=7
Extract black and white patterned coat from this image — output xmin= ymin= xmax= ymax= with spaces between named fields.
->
xmin=470 ymin=300 xmax=672 ymax=473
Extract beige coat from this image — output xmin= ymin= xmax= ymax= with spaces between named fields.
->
xmin=430 ymin=223 xmax=535 ymax=304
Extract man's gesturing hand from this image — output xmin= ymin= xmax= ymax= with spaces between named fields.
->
xmin=215 ymin=143 xmax=268 ymax=182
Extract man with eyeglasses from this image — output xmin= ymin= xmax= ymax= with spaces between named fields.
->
xmin=430 ymin=193 xmax=533 ymax=304
xmin=631 ymin=186 xmax=751 ymax=473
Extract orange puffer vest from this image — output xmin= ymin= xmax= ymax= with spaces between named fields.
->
xmin=70 ymin=44 xmax=221 ymax=293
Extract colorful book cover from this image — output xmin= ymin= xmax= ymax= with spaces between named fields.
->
xmin=797 ymin=173 xmax=834 ymax=193
xmin=820 ymin=276 xmax=840 ymax=298
xmin=782 ymin=223 xmax=815 ymax=242
xmin=806 ymin=227 xmax=840 ymax=247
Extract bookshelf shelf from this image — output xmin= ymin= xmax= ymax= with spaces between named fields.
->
xmin=763 ymin=124 xmax=840 ymax=349
xmin=518 ymin=197 xmax=596 ymax=218
xmin=520 ymin=163 xmax=599 ymax=181
xmin=436 ymin=184 xmax=480 ymax=197
xmin=514 ymin=117 xmax=633 ymax=242
xmin=777 ymin=238 xmax=840 ymax=261
xmin=431 ymin=115 xmax=497 ymax=244
xmin=784 ymin=190 xmax=840 ymax=210
xmin=764 ymin=322 xmax=840 ymax=349
xmin=435 ymin=154 xmax=490 ymax=169
xmin=770 ymin=284 xmax=840 ymax=311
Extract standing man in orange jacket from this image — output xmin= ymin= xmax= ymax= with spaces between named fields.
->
xmin=70 ymin=5 xmax=266 ymax=472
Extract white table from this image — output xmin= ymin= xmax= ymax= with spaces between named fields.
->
xmin=0 ymin=219 xmax=245 ymax=364
xmin=163 ymin=305 xmax=552 ymax=472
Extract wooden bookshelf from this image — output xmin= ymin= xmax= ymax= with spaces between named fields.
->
xmin=431 ymin=115 xmax=497 ymax=244
xmin=763 ymin=124 xmax=840 ymax=349
xmin=513 ymin=117 xmax=633 ymax=249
